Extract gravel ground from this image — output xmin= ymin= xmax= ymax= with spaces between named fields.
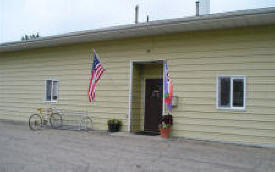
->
xmin=0 ymin=121 xmax=274 ymax=172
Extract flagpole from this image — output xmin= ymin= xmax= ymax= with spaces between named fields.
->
xmin=89 ymin=48 xmax=96 ymax=80
xmin=93 ymin=49 xmax=105 ymax=70
xmin=162 ymin=59 xmax=166 ymax=116
xmin=89 ymin=48 xmax=93 ymax=60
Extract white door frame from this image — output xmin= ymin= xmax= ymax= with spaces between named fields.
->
xmin=128 ymin=60 xmax=165 ymax=132
xmin=128 ymin=61 xmax=133 ymax=132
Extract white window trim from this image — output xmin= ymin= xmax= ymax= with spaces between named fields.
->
xmin=216 ymin=75 xmax=246 ymax=110
xmin=45 ymin=79 xmax=59 ymax=103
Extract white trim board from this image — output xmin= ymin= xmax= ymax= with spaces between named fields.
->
xmin=128 ymin=60 xmax=164 ymax=132
xmin=128 ymin=61 xmax=133 ymax=132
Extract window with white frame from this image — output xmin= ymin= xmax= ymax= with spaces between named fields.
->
xmin=217 ymin=75 xmax=246 ymax=109
xmin=45 ymin=80 xmax=59 ymax=102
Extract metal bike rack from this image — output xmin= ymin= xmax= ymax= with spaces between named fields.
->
xmin=58 ymin=110 xmax=92 ymax=131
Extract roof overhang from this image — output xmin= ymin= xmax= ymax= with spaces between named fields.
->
xmin=1 ymin=7 xmax=275 ymax=53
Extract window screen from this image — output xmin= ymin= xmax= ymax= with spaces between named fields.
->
xmin=219 ymin=77 xmax=230 ymax=107
xmin=52 ymin=81 xmax=58 ymax=100
xmin=46 ymin=80 xmax=52 ymax=101
xmin=233 ymin=79 xmax=244 ymax=107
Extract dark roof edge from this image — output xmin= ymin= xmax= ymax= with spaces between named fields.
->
xmin=1 ymin=7 xmax=275 ymax=52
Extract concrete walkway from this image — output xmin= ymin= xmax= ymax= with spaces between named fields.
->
xmin=0 ymin=122 xmax=274 ymax=172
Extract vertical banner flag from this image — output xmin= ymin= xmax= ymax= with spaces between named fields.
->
xmin=164 ymin=61 xmax=173 ymax=112
xmin=88 ymin=49 xmax=106 ymax=102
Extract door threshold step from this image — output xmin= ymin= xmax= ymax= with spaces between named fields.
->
xmin=135 ymin=131 xmax=160 ymax=136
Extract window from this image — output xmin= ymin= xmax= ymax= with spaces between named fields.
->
xmin=217 ymin=75 xmax=246 ymax=109
xmin=45 ymin=80 xmax=59 ymax=102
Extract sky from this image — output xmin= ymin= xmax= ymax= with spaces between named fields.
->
xmin=0 ymin=0 xmax=275 ymax=43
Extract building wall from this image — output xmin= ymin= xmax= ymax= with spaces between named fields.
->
xmin=1 ymin=25 xmax=275 ymax=146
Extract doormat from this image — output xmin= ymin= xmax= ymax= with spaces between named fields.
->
xmin=135 ymin=131 xmax=160 ymax=136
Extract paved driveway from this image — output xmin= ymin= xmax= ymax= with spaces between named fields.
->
xmin=0 ymin=122 xmax=274 ymax=172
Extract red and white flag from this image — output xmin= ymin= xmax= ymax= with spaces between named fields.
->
xmin=88 ymin=49 xmax=105 ymax=102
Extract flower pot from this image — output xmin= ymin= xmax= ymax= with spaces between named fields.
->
xmin=108 ymin=123 xmax=119 ymax=132
xmin=160 ymin=128 xmax=171 ymax=138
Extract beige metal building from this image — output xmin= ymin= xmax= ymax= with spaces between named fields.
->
xmin=1 ymin=7 xmax=275 ymax=147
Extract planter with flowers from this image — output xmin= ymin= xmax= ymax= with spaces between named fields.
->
xmin=159 ymin=114 xmax=173 ymax=138
xmin=107 ymin=119 xmax=122 ymax=132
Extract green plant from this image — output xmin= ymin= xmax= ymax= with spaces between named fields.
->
xmin=159 ymin=122 xmax=171 ymax=129
xmin=159 ymin=114 xmax=173 ymax=129
xmin=107 ymin=119 xmax=122 ymax=132
xmin=107 ymin=119 xmax=122 ymax=126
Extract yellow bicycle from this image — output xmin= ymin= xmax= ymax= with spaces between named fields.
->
xmin=29 ymin=108 xmax=63 ymax=130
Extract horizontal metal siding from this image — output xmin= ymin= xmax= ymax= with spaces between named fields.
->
xmin=0 ymin=25 xmax=275 ymax=146
xmin=159 ymin=26 xmax=275 ymax=146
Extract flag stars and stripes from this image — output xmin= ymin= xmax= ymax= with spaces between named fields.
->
xmin=88 ymin=49 xmax=106 ymax=102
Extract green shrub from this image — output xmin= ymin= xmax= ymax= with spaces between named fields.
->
xmin=107 ymin=119 xmax=122 ymax=126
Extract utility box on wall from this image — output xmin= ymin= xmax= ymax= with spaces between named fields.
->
xmin=172 ymin=96 xmax=179 ymax=107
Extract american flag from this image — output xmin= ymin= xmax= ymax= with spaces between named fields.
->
xmin=88 ymin=49 xmax=105 ymax=102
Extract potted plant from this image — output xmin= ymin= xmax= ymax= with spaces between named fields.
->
xmin=107 ymin=119 xmax=122 ymax=132
xmin=159 ymin=114 xmax=173 ymax=138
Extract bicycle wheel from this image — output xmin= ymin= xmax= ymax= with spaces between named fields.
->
xmin=29 ymin=114 xmax=42 ymax=130
xmin=50 ymin=113 xmax=63 ymax=129
xmin=81 ymin=117 xmax=93 ymax=131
